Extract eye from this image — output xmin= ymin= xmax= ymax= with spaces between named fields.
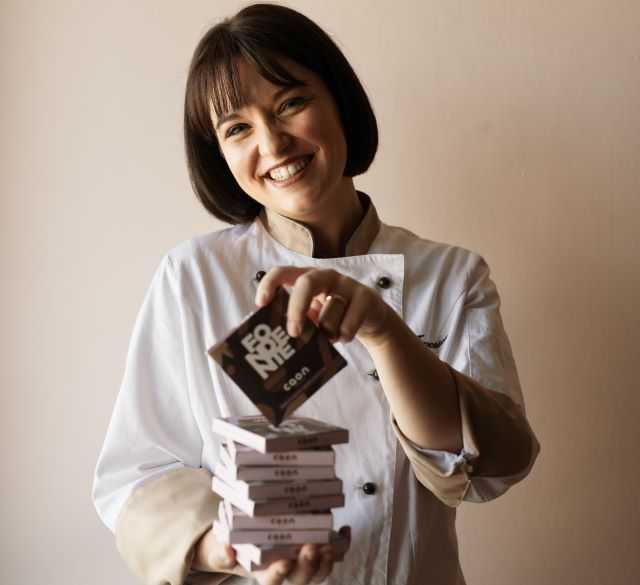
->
xmin=279 ymin=97 xmax=307 ymax=114
xmin=225 ymin=123 xmax=247 ymax=138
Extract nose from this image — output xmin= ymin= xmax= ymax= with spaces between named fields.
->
xmin=256 ymin=120 xmax=292 ymax=157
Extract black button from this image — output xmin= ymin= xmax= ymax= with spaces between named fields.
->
xmin=376 ymin=276 xmax=391 ymax=289
xmin=367 ymin=370 xmax=379 ymax=381
xmin=255 ymin=270 xmax=266 ymax=282
xmin=362 ymin=482 xmax=377 ymax=495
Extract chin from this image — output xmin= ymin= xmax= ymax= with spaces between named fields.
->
xmin=283 ymin=190 xmax=329 ymax=217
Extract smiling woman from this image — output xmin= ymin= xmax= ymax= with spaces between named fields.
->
xmin=93 ymin=4 xmax=540 ymax=585
xmin=183 ymin=4 xmax=378 ymax=230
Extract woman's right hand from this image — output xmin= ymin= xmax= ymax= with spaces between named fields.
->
xmin=192 ymin=526 xmax=338 ymax=584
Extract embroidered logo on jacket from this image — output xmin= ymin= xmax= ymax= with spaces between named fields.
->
xmin=367 ymin=333 xmax=448 ymax=381
xmin=418 ymin=334 xmax=448 ymax=349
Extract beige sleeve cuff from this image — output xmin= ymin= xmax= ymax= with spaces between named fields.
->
xmin=390 ymin=368 xmax=478 ymax=508
xmin=392 ymin=366 xmax=539 ymax=507
xmin=452 ymin=367 xmax=538 ymax=479
xmin=115 ymin=467 xmax=230 ymax=585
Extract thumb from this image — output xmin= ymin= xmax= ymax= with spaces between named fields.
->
xmin=193 ymin=528 xmax=238 ymax=572
xmin=213 ymin=543 xmax=236 ymax=570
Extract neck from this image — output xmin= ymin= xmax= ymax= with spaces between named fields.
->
xmin=303 ymin=183 xmax=364 ymax=258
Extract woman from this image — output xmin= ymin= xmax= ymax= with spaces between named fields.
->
xmin=93 ymin=4 xmax=540 ymax=585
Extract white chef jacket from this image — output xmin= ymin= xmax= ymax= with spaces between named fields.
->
xmin=93 ymin=192 xmax=539 ymax=585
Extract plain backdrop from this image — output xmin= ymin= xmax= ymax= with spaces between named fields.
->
xmin=2 ymin=1 xmax=639 ymax=584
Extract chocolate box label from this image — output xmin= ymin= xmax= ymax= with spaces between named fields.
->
xmin=208 ymin=288 xmax=347 ymax=425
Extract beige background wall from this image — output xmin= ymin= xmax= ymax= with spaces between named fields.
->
xmin=3 ymin=1 xmax=638 ymax=583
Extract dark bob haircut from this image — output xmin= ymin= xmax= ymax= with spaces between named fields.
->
xmin=184 ymin=3 xmax=378 ymax=224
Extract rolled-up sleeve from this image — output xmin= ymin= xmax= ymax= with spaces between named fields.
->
xmin=116 ymin=468 xmax=225 ymax=585
xmin=92 ymin=255 xmax=225 ymax=584
xmin=393 ymin=254 xmax=540 ymax=507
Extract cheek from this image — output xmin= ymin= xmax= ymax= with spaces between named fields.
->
xmin=223 ymin=151 xmax=255 ymax=184
xmin=311 ymin=111 xmax=346 ymax=156
xmin=301 ymin=120 xmax=345 ymax=163
xmin=319 ymin=123 xmax=347 ymax=165
xmin=294 ymin=117 xmax=322 ymax=146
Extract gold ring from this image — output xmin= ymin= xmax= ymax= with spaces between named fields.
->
xmin=319 ymin=294 xmax=347 ymax=339
xmin=325 ymin=294 xmax=347 ymax=306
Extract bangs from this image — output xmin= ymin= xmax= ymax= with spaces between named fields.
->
xmin=185 ymin=33 xmax=305 ymax=142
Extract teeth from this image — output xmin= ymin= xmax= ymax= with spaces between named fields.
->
xmin=268 ymin=156 xmax=310 ymax=181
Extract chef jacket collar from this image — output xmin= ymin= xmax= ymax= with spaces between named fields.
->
xmin=257 ymin=191 xmax=381 ymax=258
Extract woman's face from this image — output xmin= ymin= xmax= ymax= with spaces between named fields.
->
xmin=212 ymin=57 xmax=351 ymax=223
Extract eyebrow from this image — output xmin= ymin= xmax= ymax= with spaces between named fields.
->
xmin=215 ymin=82 xmax=309 ymax=131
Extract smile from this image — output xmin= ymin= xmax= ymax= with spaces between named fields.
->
xmin=265 ymin=155 xmax=314 ymax=186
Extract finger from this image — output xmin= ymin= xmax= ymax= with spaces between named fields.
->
xmin=310 ymin=544 xmax=335 ymax=583
xmin=255 ymin=266 xmax=311 ymax=307
xmin=253 ymin=559 xmax=293 ymax=585
xmin=213 ymin=544 xmax=237 ymax=572
xmin=317 ymin=294 xmax=349 ymax=340
xmin=211 ymin=543 xmax=253 ymax=578
xmin=192 ymin=528 xmax=243 ymax=574
xmin=287 ymin=270 xmax=342 ymax=337
xmin=338 ymin=525 xmax=352 ymax=545
xmin=307 ymin=297 xmax=324 ymax=326
xmin=286 ymin=544 xmax=321 ymax=585
xmin=333 ymin=288 xmax=370 ymax=343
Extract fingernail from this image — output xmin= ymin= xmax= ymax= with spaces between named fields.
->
xmin=288 ymin=321 xmax=301 ymax=337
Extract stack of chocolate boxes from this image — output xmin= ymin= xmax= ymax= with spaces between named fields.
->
xmin=211 ymin=415 xmax=350 ymax=572
xmin=206 ymin=288 xmax=352 ymax=571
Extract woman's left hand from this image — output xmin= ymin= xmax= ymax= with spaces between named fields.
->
xmin=255 ymin=266 xmax=396 ymax=346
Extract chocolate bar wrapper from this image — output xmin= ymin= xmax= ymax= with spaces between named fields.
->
xmin=213 ymin=520 xmax=332 ymax=545
xmin=208 ymin=287 xmax=347 ymax=426
xmin=222 ymin=442 xmax=335 ymax=467
xmin=233 ymin=529 xmax=350 ymax=571
xmin=222 ymin=502 xmax=333 ymax=530
xmin=212 ymin=416 xmax=348 ymax=453
xmin=212 ymin=474 xmax=343 ymax=501
xmin=212 ymin=476 xmax=345 ymax=517
xmin=214 ymin=461 xmax=336 ymax=482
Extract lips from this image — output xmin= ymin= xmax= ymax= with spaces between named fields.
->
xmin=264 ymin=154 xmax=315 ymax=187
xmin=262 ymin=154 xmax=314 ymax=179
